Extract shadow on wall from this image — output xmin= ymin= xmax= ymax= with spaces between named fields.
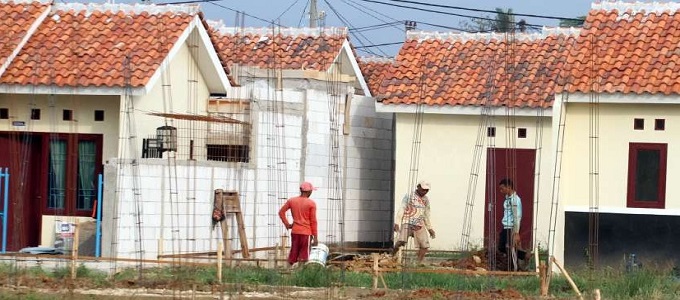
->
xmin=564 ymin=212 xmax=680 ymax=269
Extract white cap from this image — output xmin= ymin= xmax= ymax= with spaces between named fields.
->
xmin=418 ymin=180 xmax=431 ymax=190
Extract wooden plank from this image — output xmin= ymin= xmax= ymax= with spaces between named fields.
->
xmin=551 ymin=256 xmax=583 ymax=300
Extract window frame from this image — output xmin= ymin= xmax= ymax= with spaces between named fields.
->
xmin=627 ymin=142 xmax=667 ymax=209
xmin=43 ymin=133 xmax=103 ymax=216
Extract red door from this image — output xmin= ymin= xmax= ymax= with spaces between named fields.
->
xmin=0 ymin=132 xmax=43 ymax=251
xmin=484 ymin=148 xmax=535 ymax=251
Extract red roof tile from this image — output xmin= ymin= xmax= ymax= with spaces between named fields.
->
xmin=0 ymin=1 xmax=49 ymax=69
xmin=358 ymin=56 xmax=394 ymax=97
xmin=208 ymin=25 xmax=347 ymax=72
xmin=379 ymin=30 xmax=578 ymax=108
xmin=563 ymin=2 xmax=680 ymax=95
xmin=0 ymin=3 xmax=197 ymax=87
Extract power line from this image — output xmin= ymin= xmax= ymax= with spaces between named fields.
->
xmin=276 ymin=0 xmax=303 ymax=21
xmin=323 ymin=0 xmax=386 ymax=56
xmin=340 ymin=0 xmax=403 ymax=32
xmin=379 ymin=0 xmax=585 ymax=22
xmin=297 ymin=0 xmax=309 ymax=27
xmin=354 ymin=41 xmax=403 ymax=48
xmin=208 ymin=2 xmax=286 ymax=27
xmin=349 ymin=21 xmax=401 ymax=32
xmin=355 ymin=0 xmax=546 ymax=28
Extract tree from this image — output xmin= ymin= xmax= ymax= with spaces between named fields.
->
xmin=559 ymin=16 xmax=586 ymax=28
xmin=459 ymin=8 xmax=515 ymax=33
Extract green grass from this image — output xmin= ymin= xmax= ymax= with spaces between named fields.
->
xmin=0 ymin=262 xmax=679 ymax=299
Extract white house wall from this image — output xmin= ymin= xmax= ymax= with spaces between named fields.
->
xmin=393 ymin=112 xmax=553 ymax=251
xmin=561 ymin=102 xmax=680 ymax=210
xmin=0 ymin=93 xmax=120 ymax=160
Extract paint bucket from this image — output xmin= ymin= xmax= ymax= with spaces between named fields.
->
xmin=307 ymin=243 xmax=329 ymax=266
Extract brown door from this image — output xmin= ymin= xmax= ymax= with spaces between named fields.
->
xmin=0 ymin=132 xmax=43 ymax=251
xmin=484 ymin=148 xmax=535 ymax=251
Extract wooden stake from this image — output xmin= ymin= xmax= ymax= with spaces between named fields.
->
xmin=274 ymin=243 xmax=280 ymax=269
xmin=594 ymin=289 xmax=601 ymax=300
xmin=372 ymin=253 xmax=379 ymax=289
xmin=71 ymin=220 xmax=80 ymax=279
xmin=551 ymin=256 xmax=583 ymax=300
xmin=539 ymin=261 xmax=549 ymax=297
xmin=534 ymin=247 xmax=539 ymax=273
xmin=280 ymin=235 xmax=288 ymax=259
xmin=216 ymin=242 xmax=223 ymax=283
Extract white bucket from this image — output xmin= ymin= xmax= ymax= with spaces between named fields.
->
xmin=307 ymin=243 xmax=329 ymax=266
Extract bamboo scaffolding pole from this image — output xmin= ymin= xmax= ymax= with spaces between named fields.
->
xmin=71 ymin=220 xmax=80 ymax=279
xmin=0 ymin=253 xmax=287 ymax=266
xmin=551 ymin=256 xmax=583 ymax=300
xmin=157 ymin=246 xmax=278 ymax=259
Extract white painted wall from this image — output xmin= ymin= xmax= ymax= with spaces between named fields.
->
xmin=0 ymin=94 xmax=120 ymax=160
xmin=393 ymin=112 xmax=553 ymax=251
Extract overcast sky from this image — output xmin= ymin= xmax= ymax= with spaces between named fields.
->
xmin=144 ymin=0 xmax=595 ymax=56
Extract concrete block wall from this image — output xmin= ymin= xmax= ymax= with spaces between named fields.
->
xmin=105 ymin=81 xmax=395 ymax=259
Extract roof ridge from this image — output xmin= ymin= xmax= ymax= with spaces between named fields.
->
xmin=0 ymin=0 xmax=50 ymax=4
xmin=593 ymin=1 xmax=680 ymax=15
xmin=406 ymin=28 xmax=580 ymax=43
xmin=358 ymin=56 xmax=395 ymax=63
xmin=51 ymin=2 xmax=199 ymax=15
xmin=207 ymin=20 xmax=348 ymax=37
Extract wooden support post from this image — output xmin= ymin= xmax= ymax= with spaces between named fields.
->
xmin=216 ymin=242 xmax=223 ymax=283
xmin=274 ymin=243 xmax=280 ymax=269
xmin=371 ymin=253 xmax=387 ymax=290
xmin=551 ymin=256 xmax=582 ymax=300
xmin=280 ymin=235 xmax=288 ymax=259
xmin=71 ymin=220 xmax=80 ymax=279
xmin=534 ymin=247 xmax=540 ymax=273
xmin=594 ymin=289 xmax=601 ymax=300
xmin=539 ymin=261 xmax=549 ymax=297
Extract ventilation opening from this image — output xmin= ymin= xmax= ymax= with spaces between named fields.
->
xmin=634 ymin=118 xmax=644 ymax=130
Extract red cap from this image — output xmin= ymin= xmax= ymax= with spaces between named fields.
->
xmin=300 ymin=181 xmax=317 ymax=192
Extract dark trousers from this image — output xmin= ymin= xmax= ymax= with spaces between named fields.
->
xmin=498 ymin=228 xmax=527 ymax=261
xmin=288 ymin=234 xmax=310 ymax=265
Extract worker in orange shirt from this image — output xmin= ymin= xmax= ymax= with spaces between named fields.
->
xmin=278 ymin=181 xmax=318 ymax=266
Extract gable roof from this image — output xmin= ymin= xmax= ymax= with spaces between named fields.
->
xmin=0 ymin=2 xmax=231 ymax=95
xmin=0 ymin=0 xmax=50 ymax=75
xmin=209 ymin=25 xmax=348 ymax=71
xmin=378 ymin=29 xmax=579 ymax=108
xmin=358 ymin=56 xmax=395 ymax=97
xmin=563 ymin=2 xmax=680 ymax=95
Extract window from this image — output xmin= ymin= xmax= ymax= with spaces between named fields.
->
xmin=31 ymin=109 xmax=40 ymax=120
xmin=518 ymin=128 xmax=527 ymax=138
xmin=487 ymin=127 xmax=496 ymax=137
xmin=655 ymin=119 xmax=665 ymax=131
xmin=206 ymin=144 xmax=250 ymax=162
xmin=627 ymin=143 xmax=667 ymax=208
xmin=63 ymin=109 xmax=73 ymax=121
xmin=46 ymin=134 xmax=102 ymax=216
xmin=0 ymin=108 xmax=8 ymax=119
xmin=634 ymin=118 xmax=644 ymax=130
xmin=94 ymin=110 xmax=105 ymax=121
xmin=206 ymin=98 xmax=251 ymax=163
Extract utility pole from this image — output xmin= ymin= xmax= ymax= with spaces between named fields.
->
xmin=309 ymin=0 xmax=318 ymax=28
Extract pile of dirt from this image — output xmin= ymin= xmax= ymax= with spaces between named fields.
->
xmin=410 ymin=288 xmax=525 ymax=299
xmin=335 ymin=253 xmax=401 ymax=273
xmin=439 ymin=249 xmax=526 ymax=272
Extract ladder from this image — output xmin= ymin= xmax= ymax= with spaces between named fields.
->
xmin=214 ymin=189 xmax=249 ymax=258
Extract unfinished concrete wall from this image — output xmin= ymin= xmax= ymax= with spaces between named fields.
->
xmin=103 ymin=77 xmax=394 ymax=259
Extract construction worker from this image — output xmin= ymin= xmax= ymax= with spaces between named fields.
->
xmin=392 ymin=180 xmax=435 ymax=265
xmin=278 ymin=181 xmax=318 ymax=266
xmin=498 ymin=178 xmax=529 ymax=271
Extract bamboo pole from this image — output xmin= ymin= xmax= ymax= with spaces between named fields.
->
xmin=539 ymin=261 xmax=549 ymax=297
xmin=371 ymin=253 xmax=379 ymax=289
xmin=217 ymin=242 xmax=223 ymax=283
xmin=71 ymin=220 xmax=80 ymax=279
xmin=551 ymin=256 xmax=583 ymax=300
xmin=534 ymin=247 xmax=539 ymax=273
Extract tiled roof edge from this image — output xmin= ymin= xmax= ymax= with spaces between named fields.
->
xmin=358 ymin=56 xmax=395 ymax=63
xmin=593 ymin=1 xmax=680 ymax=15
xmin=207 ymin=20 xmax=348 ymax=37
xmin=406 ymin=27 xmax=580 ymax=42
xmin=51 ymin=2 xmax=199 ymax=15
xmin=0 ymin=0 xmax=50 ymax=4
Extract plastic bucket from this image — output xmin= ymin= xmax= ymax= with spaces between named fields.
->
xmin=307 ymin=243 xmax=329 ymax=266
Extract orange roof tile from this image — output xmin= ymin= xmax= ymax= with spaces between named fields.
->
xmin=208 ymin=25 xmax=347 ymax=71
xmin=0 ymin=3 xmax=197 ymax=87
xmin=378 ymin=29 xmax=579 ymax=108
xmin=563 ymin=2 xmax=680 ymax=95
xmin=358 ymin=56 xmax=395 ymax=97
xmin=0 ymin=0 xmax=49 ymax=69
